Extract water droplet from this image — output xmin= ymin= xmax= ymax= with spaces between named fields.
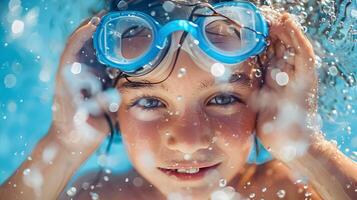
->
xmin=66 ymin=187 xmax=77 ymax=197
xmin=249 ymin=193 xmax=256 ymax=198
xmin=328 ymin=66 xmax=338 ymax=76
xmin=133 ymin=177 xmax=143 ymax=187
xmin=177 ymin=67 xmax=186 ymax=78
xmin=103 ymin=176 xmax=109 ymax=181
xmin=11 ymin=19 xmax=24 ymax=34
xmin=262 ymin=187 xmax=267 ymax=192
xmin=219 ymin=178 xmax=227 ymax=187
xmin=211 ymin=63 xmax=225 ymax=77
xmin=90 ymin=191 xmax=99 ymax=200
xmin=351 ymin=9 xmax=357 ymax=18
xmin=276 ymin=72 xmax=289 ymax=86
xmin=23 ymin=168 xmax=31 ymax=176
xmin=162 ymin=1 xmax=176 ymax=12
xmin=277 ymin=189 xmax=286 ymax=198
xmin=4 ymin=74 xmax=17 ymax=88
xmin=71 ymin=62 xmax=82 ymax=74
xmin=117 ymin=0 xmax=128 ymax=10
xmin=254 ymin=68 xmax=262 ymax=78
xmin=183 ymin=154 xmax=191 ymax=160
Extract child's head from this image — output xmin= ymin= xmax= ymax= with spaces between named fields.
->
xmin=93 ymin=0 xmax=265 ymax=197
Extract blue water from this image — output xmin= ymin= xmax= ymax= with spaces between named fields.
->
xmin=0 ymin=0 xmax=356 ymax=185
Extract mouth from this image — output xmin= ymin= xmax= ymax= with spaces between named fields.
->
xmin=158 ymin=162 xmax=221 ymax=181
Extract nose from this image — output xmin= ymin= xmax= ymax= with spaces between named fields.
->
xmin=162 ymin=107 xmax=213 ymax=154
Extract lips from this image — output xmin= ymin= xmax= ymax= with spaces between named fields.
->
xmin=158 ymin=163 xmax=221 ymax=181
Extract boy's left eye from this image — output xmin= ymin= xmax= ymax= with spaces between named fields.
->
xmin=208 ymin=94 xmax=242 ymax=106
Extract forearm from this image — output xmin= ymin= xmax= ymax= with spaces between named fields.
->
xmin=0 ymin=123 xmax=104 ymax=200
xmin=285 ymin=133 xmax=357 ymax=200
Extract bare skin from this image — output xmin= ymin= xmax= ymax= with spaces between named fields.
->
xmin=66 ymin=160 xmax=322 ymax=200
xmin=0 ymin=6 xmax=356 ymax=200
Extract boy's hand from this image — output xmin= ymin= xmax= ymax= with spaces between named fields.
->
xmin=254 ymin=13 xmax=318 ymax=161
xmin=52 ymin=15 xmax=116 ymax=152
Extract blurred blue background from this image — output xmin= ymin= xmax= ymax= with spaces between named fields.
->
xmin=0 ymin=0 xmax=356 ymax=186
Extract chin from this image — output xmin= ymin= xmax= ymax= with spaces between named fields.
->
xmin=163 ymin=185 xmax=217 ymax=200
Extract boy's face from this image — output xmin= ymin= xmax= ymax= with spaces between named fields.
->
xmin=116 ymin=43 xmax=260 ymax=198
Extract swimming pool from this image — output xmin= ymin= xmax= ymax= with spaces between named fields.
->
xmin=0 ymin=0 xmax=356 ymax=186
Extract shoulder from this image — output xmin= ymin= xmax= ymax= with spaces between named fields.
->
xmin=59 ymin=169 xmax=160 ymax=200
xmin=237 ymin=160 xmax=323 ymax=200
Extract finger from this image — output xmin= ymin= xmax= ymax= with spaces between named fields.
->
xmin=284 ymin=16 xmax=314 ymax=58
xmin=269 ymin=15 xmax=294 ymax=49
xmin=60 ymin=17 xmax=100 ymax=66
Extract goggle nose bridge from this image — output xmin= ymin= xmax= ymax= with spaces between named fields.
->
xmin=156 ymin=20 xmax=201 ymax=48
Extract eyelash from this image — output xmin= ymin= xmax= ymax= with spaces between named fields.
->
xmin=129 ymin=93 xmax=243 ymax=110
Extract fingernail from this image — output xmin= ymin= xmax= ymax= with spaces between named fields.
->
xmin=89 ymin=16 xmax=100 ymax=26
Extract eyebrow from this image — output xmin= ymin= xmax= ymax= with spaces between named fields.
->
xmin=199 ymin=73 xmax=252 ymax=90
xmin=120 ymin=72 xmax=252 ymax=91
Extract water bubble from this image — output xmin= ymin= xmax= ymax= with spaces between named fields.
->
xmin=167 ymin=192 xmax=184 ymax=200
xmin=103 ymin=176 xmax=109 ymax=182
xmin=23 ymin=168 xmax=31 ymax=176
xmin=4 ymin=74 xmax=17 ymax=88
xmin=138 ymin=151 xmax=156 ymax=169
xmin=109 ymin=103 xmax=119 ymax=112
xmin=7 ymin=101 xmax=17 ymax=113
xmin=212 ymin=186 xmax=239 ymax=200
xmin=351 ymin=9 xmax=357 ymax=18
xmin=133 ymin=177 xmax=144 ymax=187
xmin=277 ymin=189 xmax=286 ymax=198
xmin=163 ymin=1 xmax=176 ymax=12
xmin=219 ymin=178 xmax=227 ymax=187
xmin=81 ymin=182 xmax=90 ymax=190
xmin=42 ymin=145 xmax=58 ymax=163
xmin=254 ymin=68 xmax=262 ymax=78
xmin=90 ymin=192 xmax=99 ymax=200
xmin=22 ymin=168 xmax=43 ymax=197
xmin=328 ymin=66 xmax=338 ymax=76
xmin=275 ymin=72 xmax=289 ymax=86
xmin=177 ymin=68 xmax=186 ymax=78
xmin=117 ymin=0 xmax=128 ymax=10
xmin=183 ymin=154 xmax=191 ymax=160
xmin=39 ymin=68 xmax=51 ymax=82
xmin=11 ymin=19 xmax=24 ymax=35
xmin=211 ymin=63 xmax=225 ymax=77
xmin=150 ymin=11 xmax=156 ymax=16
xmin=66 ymin=187 xmax=77 ymax=197
xmin=71 ymin=62 xmax=82 ymax=74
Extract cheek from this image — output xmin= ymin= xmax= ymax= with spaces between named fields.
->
xmin=118 ymin=109 xmax=163 ymax=160
xmin=210 ymin=105 xmax=256 ymax=149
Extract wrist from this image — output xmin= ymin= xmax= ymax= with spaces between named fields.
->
xmin=49 ymin=121 xmax=106 ymax=159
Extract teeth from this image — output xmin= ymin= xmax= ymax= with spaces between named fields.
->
xmin=176 ymin=168 xmax=200 ymax=174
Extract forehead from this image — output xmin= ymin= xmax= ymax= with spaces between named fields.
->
xmin=117 ymin=55 xmax=259 ymax=92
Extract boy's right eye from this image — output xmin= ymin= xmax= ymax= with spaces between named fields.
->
xmin=133 ymin=97 xmax=165 ymax=110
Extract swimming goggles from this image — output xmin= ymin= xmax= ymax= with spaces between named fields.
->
xmin=93 ymin=1 xmax=269 ymax=76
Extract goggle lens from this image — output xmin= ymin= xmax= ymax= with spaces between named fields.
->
xmin=203 ymin=6 xmax=258 ymax=55
xmin=104 ymin=16 xmax=154 ymax=63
